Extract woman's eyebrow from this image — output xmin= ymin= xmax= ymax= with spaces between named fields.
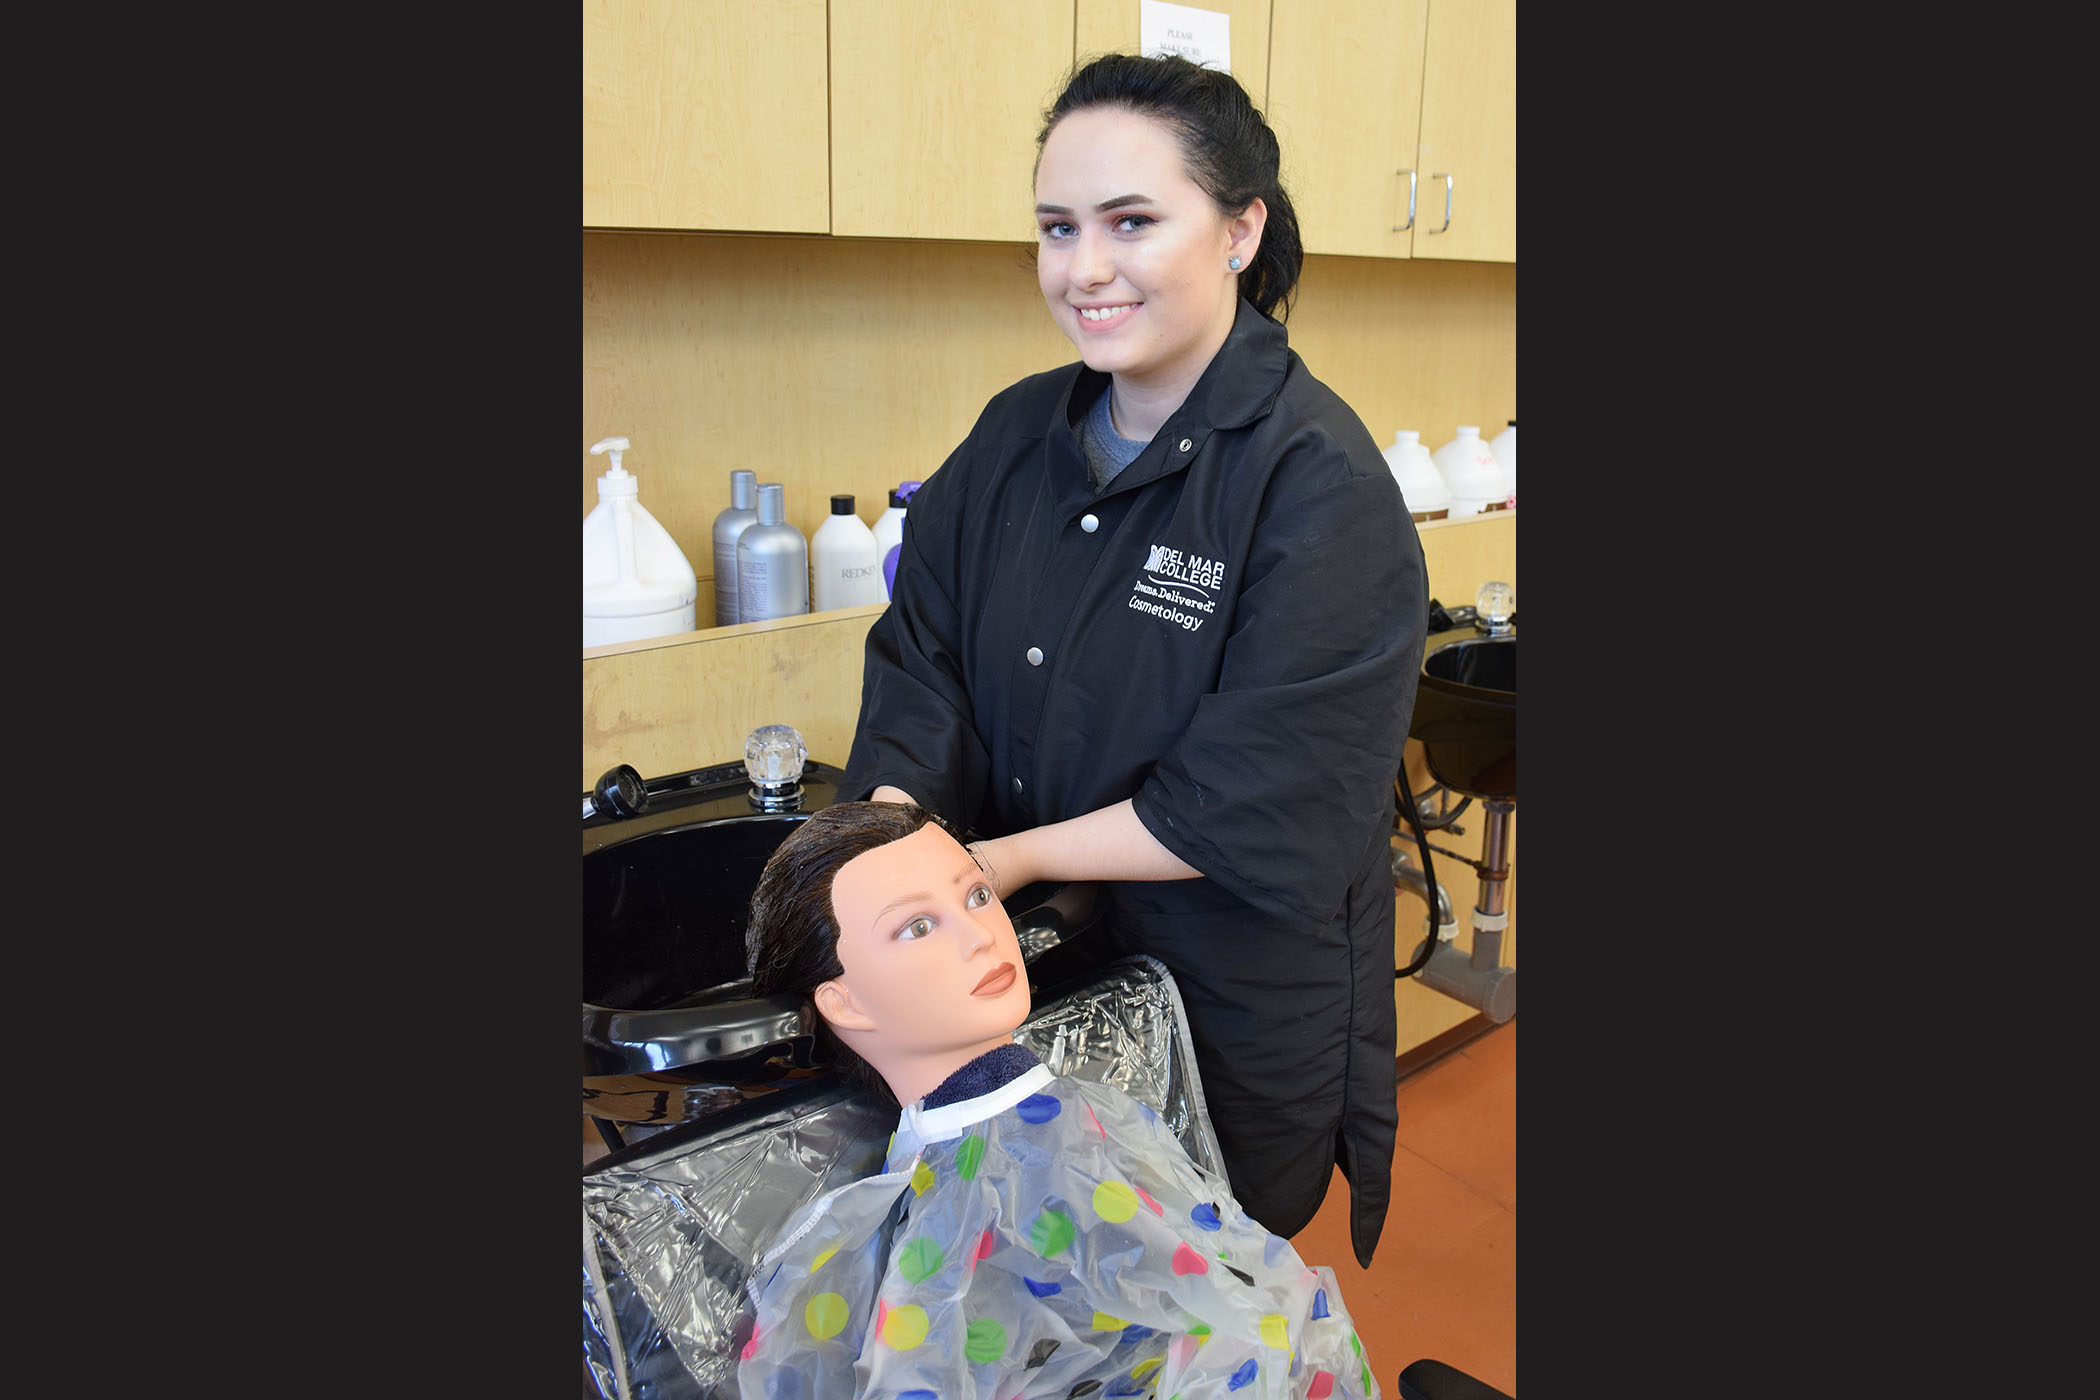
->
xmin=1034 ymin=193 xmax=1154 ymax=216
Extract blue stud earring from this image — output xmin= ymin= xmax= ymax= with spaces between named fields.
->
xmin=1228 ymin=256 xmax=1243 ymax=271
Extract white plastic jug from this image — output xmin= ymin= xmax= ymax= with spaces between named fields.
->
xmin=1432 ymin=426 xmax=1512 ymax=517
xmin=1381 ymin=430 xmax=1451 ymax=520
xmin=583 ymin=436 xmax=698 ymax=649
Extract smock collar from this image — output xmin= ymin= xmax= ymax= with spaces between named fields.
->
xmin=1053 ymin=298 xmax=1291 ymax=496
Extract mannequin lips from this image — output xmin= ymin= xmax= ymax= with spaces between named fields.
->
xmin=972 ymin=963 xmax=1018 ymax=996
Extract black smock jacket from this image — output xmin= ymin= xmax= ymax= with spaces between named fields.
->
xmin=842 ymin=298 xmax=1427 ymax=1266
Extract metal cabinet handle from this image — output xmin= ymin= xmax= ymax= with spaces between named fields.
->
xmin=1392 ymin=168 xmax=1417 ymax=233
xmin=1429 ymin=172 xmax=1453 ymax=234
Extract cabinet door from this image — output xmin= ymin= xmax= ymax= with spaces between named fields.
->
xmin=1265 ymin=0 xmax=1430 ymax=259
xmin=829 ymin=0 xmax=1076 ymax=242
xmin=1412 ymin=0 xmax=1515 ymax=263
xmin=583 ymin=0 xmax=829 ymax=233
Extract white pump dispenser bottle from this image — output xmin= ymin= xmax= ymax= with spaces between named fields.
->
xmin=582 ymin=435 xmax=698 ymax=649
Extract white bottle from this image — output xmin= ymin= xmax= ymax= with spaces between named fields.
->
xmin=582 ymin=436 xmax=698 ymax=649
xmin=1488 ymin=420 xmax=1516 ymax=503
xmin=869 ymin=482 xmax=918 ymax=600
xmin=736 ymin=483 xmax=809 ymax=622
xmin=810 ymin=494 xmax=885 ymax=612
xmin=1432 ymin=426 xmax=1511 ymax=518
xmin=1381 ymin=430 xmax=1451 ymax=521
xmin=711 ymin=469 xmax=759 ymax=626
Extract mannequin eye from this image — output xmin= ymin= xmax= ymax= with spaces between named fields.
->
xmin=897 ymin=916 xmax=935 ymax=941
xmin=967 ymin=885 xmax=993 ymax=909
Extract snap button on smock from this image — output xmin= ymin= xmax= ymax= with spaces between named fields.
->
xmin=1178 ymin=437 xmax=1192 ymax=452
xmin=1027 ymin=647 xmax=1044 ymax=666
xmin=1013 ymin=777 xmax=1024 ymax=795
xmin=1081 ymin=513 xmax=1099 ymax=533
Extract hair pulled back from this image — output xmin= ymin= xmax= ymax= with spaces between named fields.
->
xmin=1039 ymin=52 xmax=1304 ymax=323
xmin=746 ymin=800 xmax=959 ymax=1105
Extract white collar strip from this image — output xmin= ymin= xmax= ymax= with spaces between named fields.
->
xmin=902 ymin=1062 xmax=1057 ymax=1144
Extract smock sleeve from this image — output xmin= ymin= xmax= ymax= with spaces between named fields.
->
xmin=840 ymin=446 xmax=993 ymax=830
xmin=1133 ymin=451 xmax=1424 ymax=924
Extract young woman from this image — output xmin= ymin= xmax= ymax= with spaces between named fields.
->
xmin=737 ymin=801 xmax=1379 ymax=1399
xmin=841 ymin=54 xmax=1428 ymax=1266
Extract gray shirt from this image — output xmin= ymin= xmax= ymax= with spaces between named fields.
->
xmin=1080 ymin=381 xmax=1147 ymax=491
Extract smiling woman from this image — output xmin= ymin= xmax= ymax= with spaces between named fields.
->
xmin=841 ymin=52 xmax=1428 ymax=1266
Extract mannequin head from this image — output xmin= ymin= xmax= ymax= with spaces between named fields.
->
xmin=747 ymin=802 xmax=1032 ymax=1107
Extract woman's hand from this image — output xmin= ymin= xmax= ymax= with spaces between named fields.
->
xmin=972 ymin=800 xmax=1199 ymax=901
xmin=965 ymin=837 xmax=1020 ymax=901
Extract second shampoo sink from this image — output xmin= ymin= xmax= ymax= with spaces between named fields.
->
xmin=1410 ymin=626 xmax=1516 ymax=799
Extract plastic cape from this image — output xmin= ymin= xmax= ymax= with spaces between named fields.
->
xmin=584 ymin=957 xmax=1225 ymax=1399
xmin=736 ymin=1064 xmax=1378 ymax=1399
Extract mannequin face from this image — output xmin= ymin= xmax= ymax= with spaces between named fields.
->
xmin=815 ymin=823 xmax=1031 ymax=1093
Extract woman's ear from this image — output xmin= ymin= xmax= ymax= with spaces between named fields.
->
xmin=1226 ymin=196 xmax=1268 ymax=269
xmin=815 ymin=977 xmax=877 ymax=1033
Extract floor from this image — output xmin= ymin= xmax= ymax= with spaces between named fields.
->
xmin=1292 ymin=1021 xmax=1517 ymax=1397
xmin=584 ymin=1020 xmax=1515 ymax=1397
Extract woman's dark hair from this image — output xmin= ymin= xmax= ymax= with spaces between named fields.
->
xmin=1038 ymin=52 xmax=1304 ymax=322
xmin=746 ymin=800 xmax=958 ymax=1105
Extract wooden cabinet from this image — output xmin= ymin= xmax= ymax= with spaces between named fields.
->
xmin=829 ymin=1 xmax=1076 ymax=242
xmin=1265 ymin=0 xmax=1513 ymax=263
xmin=1265 ymin=0 xmax=1429 ymax=260
xmin=582 ymin=0 xmax=829 ymax=233
xmin=1413 ymin=0 xmax=1515 ymax=263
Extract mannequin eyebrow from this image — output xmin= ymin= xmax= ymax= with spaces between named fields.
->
xmin=867 ymin=863 xmax=983 ymax=930
xmin=1035 ymin=193 xmax=1154 ymax=216
xmin=869 ymin=891 xmax=933 ymax=930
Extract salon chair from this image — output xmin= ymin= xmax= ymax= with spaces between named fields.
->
xmin=582 ymin=954 xmax=1512 ymax=1400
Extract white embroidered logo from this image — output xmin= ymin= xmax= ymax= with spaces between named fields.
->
xmin=1127 ymin=544 xmax=1227 ymax=632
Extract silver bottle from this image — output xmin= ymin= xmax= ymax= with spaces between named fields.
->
xmin=735 ymin=482 xmax=809 ymax=622
xmin=711 ymin=469 xmax=759 ymax=625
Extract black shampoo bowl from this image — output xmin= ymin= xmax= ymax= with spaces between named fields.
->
xmin=582 ymin=759 xmax=1096 ymax=1133
xmin=1410 ymin=628 xmax=1516 ymax=799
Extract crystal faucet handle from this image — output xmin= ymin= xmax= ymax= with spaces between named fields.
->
xmin=1475 ymin=580 xmax=1514 ymax=622
xmin=744 ymin=724 xmax=808 ymax=786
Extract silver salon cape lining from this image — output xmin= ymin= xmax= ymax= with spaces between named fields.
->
xmin=736 ymin=1062 xmax=1377 ymax=1399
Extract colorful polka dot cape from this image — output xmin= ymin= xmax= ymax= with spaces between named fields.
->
xmin=737 ymin=1061 xmax=1377 ymax=1398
